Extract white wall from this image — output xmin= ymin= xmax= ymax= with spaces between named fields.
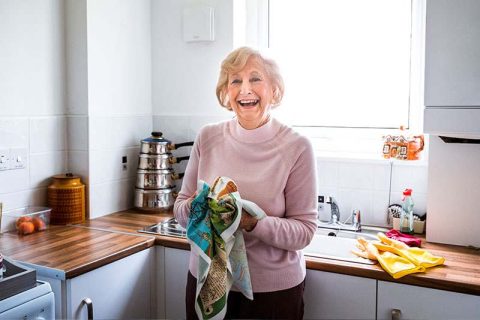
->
xmin=0 ymin=0 xmax=427 ymax=227
xmin=0 ymin=0 xmax=67 ymax=211
xmin=85 ymin=0 xmax=152 ymax=218
xmin=0 ymin=0 xmax=152 ymax=219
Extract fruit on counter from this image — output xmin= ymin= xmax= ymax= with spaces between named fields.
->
xmin=16 ymin=216 xmax=33 ymax=229
xmin=32 ymin=216 xmax=47 ymax=231
xmin=17 ymin=221 xmax=35 ymax=235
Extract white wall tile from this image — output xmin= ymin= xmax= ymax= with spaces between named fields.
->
xmin=372 ymin=162 xmax=392 ymax=191
xmin=29 ymin=116 xmax=67 ymax=153
xmin=29 ymin=151 xmax=67 ymax=188
xmin=391 ymin=162 xmax=428 ymax=193
xmin=68 ymin=150 xmax=89 ymax=184
xmin=89 ymin=115 xmax=151 ymax=150
xmin=89 ymin=147 xmax=139 ymax=185
xmin=0 ymin=168 xmax=29 ymax=194
xmin=0 ymin=187 xmax=47 ymax=212
xmin=0 ymin=118 xmax=29 ymax=148
xmin=89 ymin=178 xmax=135 ymax=219
xmin=316 ymin=160 xmax=339 ymax=188
xmin=372 ymin=191 xmax=391 ymax=226
xmin=68 ymin=116 xmax=88 ymax=151
xmin=338 ymin=163 xmax=375 ymax=190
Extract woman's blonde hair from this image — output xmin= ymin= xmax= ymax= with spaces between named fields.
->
xmin=216 ymin=47 xmax=284 ymax=110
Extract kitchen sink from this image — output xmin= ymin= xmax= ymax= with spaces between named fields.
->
xmin=303 ymin=226 xmax=387 ymax=265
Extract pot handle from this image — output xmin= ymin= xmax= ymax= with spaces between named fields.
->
xmin=172 ymin=172 xmax=185 ymax=180
xmin=169 ymin=141 xmax=194 ymax=150
xmin=169 ymin=156 xmax=190 ymax=164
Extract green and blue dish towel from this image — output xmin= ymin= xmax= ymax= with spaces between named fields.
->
xmin=187 ymin=176 xmax=266 ymax=320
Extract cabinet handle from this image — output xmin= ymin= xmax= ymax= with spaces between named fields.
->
xmin=391 ymin=308 xmax=401 ymax=320
xmin=82 ymin=297 xmax=94 ymax=320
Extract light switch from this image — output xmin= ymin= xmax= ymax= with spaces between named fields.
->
xmin=0 ymin=149 xmax=9 ymax=170
xmin=9 ymin=148 xmax=27 ymax=169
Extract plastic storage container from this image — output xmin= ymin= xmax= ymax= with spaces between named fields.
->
xmin=1 ymin=207 xmax=51 ymax=234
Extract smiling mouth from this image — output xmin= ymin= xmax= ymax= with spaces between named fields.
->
xmin=237 ymin=99 xmax=259 ymax=107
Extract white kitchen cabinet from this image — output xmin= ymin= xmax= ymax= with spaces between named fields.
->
xmin=39 ymin=248 xmax=155 ymax=319
xmin=163 ymin=247 xmax=190 ymax=319
xmin=424 ymin=0 xmax=480 ymax=107
xmin=303 ymin=269 xmax=376 ymax=320
xmin=377 ymin=280 xmax=480 ymax=320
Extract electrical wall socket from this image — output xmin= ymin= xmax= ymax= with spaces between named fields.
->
xmin=0 ymin=149 xmax=9 ymax=170
xmin=8 ymin=148 xmax=27 ymax=169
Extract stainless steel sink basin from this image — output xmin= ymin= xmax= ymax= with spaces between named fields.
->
xmin=303 ymin=226 xmax=387 ymax=265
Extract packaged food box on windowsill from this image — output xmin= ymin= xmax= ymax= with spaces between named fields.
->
xmin=1 ymin=207 xmax=51 ymax=235
xmin=392 ymin=217 xmax=425 ymax=234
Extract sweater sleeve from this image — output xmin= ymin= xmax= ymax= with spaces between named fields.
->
xmin=248 ymin=136 xmax=318 ymax=251
xmin=173 ymin=133 xmax=201 ymax=228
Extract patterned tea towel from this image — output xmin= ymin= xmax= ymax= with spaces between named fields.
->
xmin=187 ymin=177 xmax=266 ymax=320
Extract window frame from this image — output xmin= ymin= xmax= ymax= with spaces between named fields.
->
xmin=234 ymin=0 xmax=426 ymax=159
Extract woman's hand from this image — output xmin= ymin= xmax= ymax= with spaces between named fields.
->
xmin=240 ymin=209 xmax=258 ymax=232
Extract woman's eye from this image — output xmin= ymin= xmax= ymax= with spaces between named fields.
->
xmin=231 ymin=79 xmax=241 ymax=85
xmin=250 ymin=77 xmax=262 ymax=82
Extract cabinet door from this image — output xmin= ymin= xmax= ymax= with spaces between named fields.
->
xmin=66 ymin=248 xmax=155 ymax=320
xmin=304 ymin=269 xmax=376 ymax=320
xmin=164 ymin=247 xmax=190 ymax=319
xmin=424 ymin=0 xmax=480 ymax=106
xmin=377 ymin=281 xmax=480 ymax=320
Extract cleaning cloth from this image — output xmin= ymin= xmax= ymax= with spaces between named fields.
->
xmin=376 ymin=233 xmax=445 ymax=269
xmin=385 ymin=229 xmax=422 ymax=247
xmin=353 ymin=238 xmax=425 ymax=279
xmin=187 ymin=177 xmax=266 ymax=320
xmin=352 ymin=233 xmax=445 ymax=279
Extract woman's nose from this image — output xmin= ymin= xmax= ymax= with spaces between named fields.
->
xmin=240 ymin=80 xmax=252 ymax=94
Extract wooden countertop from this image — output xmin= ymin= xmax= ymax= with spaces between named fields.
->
xmin=1 ymin=209 xmax=479 ymax=296
xmin=0 ymin=224 xmax=155 ymax=279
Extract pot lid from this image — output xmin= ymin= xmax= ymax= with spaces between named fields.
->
xmin=141 ymin=132 xmax=171 ymax=145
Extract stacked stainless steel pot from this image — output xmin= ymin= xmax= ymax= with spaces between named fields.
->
xmin=134 ymin=132 xmax=193 ymax=211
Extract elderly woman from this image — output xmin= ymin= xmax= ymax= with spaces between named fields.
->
xmin=174 ymin=47 xmax=318 ymax=319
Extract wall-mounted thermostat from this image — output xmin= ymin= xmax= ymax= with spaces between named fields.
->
xmin=183 ymin=5 xmax=215 ymax=42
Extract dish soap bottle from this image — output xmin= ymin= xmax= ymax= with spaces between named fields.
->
xmin=400 ymin=188 xmax=414 ymax=234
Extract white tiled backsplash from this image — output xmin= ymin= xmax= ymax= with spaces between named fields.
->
xmin=1 ymin=114 xmax=428 ymax=227
xmin=0 ymin=116 xmax=67 ymax=211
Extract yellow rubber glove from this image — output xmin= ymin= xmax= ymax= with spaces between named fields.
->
xmin=352 ymin=238 xmax=425 ymax=279
xmin=376 ymin=233 xmax=445 ymax=269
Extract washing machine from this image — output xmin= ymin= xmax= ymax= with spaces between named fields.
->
xmin=0 ymin=281 xmax=54 ymax=320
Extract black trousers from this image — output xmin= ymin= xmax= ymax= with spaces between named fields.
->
xmin=186 ymin=271 xmax=305 ymax=320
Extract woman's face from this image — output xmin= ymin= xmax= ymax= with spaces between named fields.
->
xmin=226 ymin=56 xmax=274 ymax=129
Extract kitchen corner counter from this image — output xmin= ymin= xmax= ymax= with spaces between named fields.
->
xmin=1 ymin=209 xmax=479 ymax=296
xmin=0 ymin=225 xmax=155 ymax=279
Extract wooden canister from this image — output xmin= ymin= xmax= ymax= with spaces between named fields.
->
xmin=48 ymin=173 xmax=86 ymax=225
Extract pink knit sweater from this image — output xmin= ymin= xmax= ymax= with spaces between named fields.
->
xmin=173 ymin=117 xmax=318 ymax=292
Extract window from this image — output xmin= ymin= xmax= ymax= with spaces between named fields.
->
xmin=235 ymin=0 xmax=425 ymax=156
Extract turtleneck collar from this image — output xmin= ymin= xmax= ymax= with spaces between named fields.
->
xmin=229 ymin=116 xmax=280 ymax=143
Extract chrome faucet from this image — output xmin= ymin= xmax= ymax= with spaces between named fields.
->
xmin=318 ymin=196 xmax=362 ymax=232
xmin=351 ymin=209 xmax=361 ymax=232
xmin=326 ymin=196 xmax=340 ymax=224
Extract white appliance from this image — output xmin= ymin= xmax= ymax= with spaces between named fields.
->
xmin=423 ymin=0 xmax=480 ymax=247
xmin=0 ymin=281 xmax=55 ymax=320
